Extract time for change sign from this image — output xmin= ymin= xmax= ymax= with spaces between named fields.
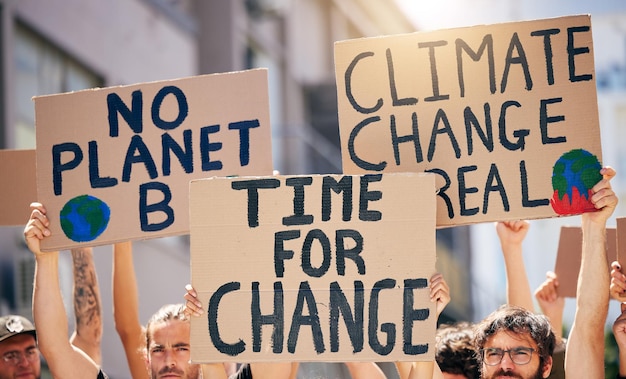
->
xmin=189 ymin=172 xmax=437 ymax=362
xmin=335 ymin=15 xmax=602 ymax=227
xmin=34 ymin=69 xmax=273 ymax=251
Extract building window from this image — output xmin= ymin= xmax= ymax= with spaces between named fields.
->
xmin=13 ymin=23 xmax=102 ymax=149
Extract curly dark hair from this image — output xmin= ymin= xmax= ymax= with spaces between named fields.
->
xmin=436 ymin=321 xmax=480 ymax=379
xmin=473 ymin=305 xmax=556 ymax=374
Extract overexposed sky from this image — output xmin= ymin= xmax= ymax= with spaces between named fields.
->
xmin=395 ymin=0 xmax=626 ymax=31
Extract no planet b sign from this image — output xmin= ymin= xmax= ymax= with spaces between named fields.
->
xmin=189 ymin=173 xmax=437 ymax=362
xmin=334 ymin=15 xmax=603 ymax=227
xmin=34 ymin=69 xmax=273 ymax=251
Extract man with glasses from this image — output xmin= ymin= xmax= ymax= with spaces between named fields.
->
xmin=0 ymin=315 xmax=40 ymax=379
xmin=473 ymin=305 xmax=556 ymax=379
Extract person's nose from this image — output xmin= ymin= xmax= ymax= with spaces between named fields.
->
xmin=164 ymin=350 xmax=176 ymax=367
xmin=499 ymin=352 xmax=516 ymax=371
xmin=16 ymin=353 xmax=29 ymax=367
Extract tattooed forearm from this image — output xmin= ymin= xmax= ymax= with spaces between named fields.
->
xmin=71 ymin=247 xmax=102 ymax=339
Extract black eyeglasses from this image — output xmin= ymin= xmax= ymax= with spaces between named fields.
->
xmin=481 ymin=346 xmax=535 ymax=366
xmin=2 ymin=348 xmax=39 ymax=366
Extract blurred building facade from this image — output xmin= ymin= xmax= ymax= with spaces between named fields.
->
xmin=0 ymin=0 xmax=474 ymax=377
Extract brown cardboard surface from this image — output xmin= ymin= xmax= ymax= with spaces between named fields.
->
xmin=554 ymin=225 xmax=617 ymax=298
xmin=335 ymin=15 xmax=602 ymax=227
xmin=0 ymin=149 xmax=37 ymax=226
xmin=189 ymin=172 xmax=437 ymax=362
xmin=34 ymin=69 xmax=273 ymax=251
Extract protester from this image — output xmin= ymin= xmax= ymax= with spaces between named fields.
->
xmin=564 ymin=166 xmax=617 ymax=377
xmin=0 ymin=315 xmax=40 ymax=379
xmin=434 ymin=321 xmax=478 ymax=379
xmin=24 ymin=202 xmax=109 ymax=379
xmin=113 ymin=241 xmax=229 ymax=379
xmin=473 ymin=304 xmax=555 ymax=379
xmin=497 ymin=220 xmax=566 ymax=379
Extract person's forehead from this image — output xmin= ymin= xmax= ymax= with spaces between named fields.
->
xmin=484 ymin=330 xmax=538 ymax=349
xmin=0 ymin=333 xmax=37 ymax=352
xmin=149 ymin=320 xmax=190 ymax=345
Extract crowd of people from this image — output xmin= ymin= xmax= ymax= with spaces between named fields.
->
xmin=0 ymin=166 xmax=622 ymax=378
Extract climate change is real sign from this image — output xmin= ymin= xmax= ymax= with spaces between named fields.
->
xmin=335 ymin=15 xmax=603 ymax=227
xmin=34 ymin=69 xmax=273 ymax=251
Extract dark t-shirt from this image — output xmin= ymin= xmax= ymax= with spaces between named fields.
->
xmin=229 ymin=364 xmax=253 ymax=379
xmin=97 ymin=369 xmax=109 ymax=379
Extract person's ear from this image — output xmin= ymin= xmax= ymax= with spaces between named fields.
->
xmin=541 ymin=356 xmax=553 ymax=378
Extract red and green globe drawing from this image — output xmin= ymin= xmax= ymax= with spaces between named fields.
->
xmin=550 ymin=149 xmax=602 ymax=215
xmin=60 ymin=195 xmax=110 ymax=242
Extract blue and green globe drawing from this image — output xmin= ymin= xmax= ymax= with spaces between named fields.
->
xmin=551 ymin=149 xmax=602 ymax=215
xmin=60 ymin=195 xmax=110 ymax=242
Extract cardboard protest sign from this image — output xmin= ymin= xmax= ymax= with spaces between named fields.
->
xmin=189 ymin=173 xmax=437 ymax=362
xmin=554 ymin=225 xmax=617 ymax=298
xmin=34 ymin=69 xmax=273 ymax=251
xmin=335 ymin=15 xmax=602 ymax=227
xmin=0 ymin=149 xmax=37 ymax=226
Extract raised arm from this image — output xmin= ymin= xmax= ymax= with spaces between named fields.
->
xmin=534 ymin=271 xmax=564 ymax=342
xmin=25 ymin=202 xmax=101 ymax=379
xmin=69 ymin=246 xmax=103 ymax=365
xmin=112 ymin=241 xmax=147 ymax=379
xmin=565 ymin=166 xmax=618 ymax=378
xmin=496 ymin=220 xmax=534 ymax=311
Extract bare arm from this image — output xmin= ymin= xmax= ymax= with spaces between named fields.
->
xmin=497 ymin=220 xmax=534 ymax=311
xmin=565 ymin=167 xmax=617 ymax=377
xmin=534 ymin=271 xmax=564 ymax=342
xmin=112 ymin=241 xmax=147 ymax=379
xmin=25 ymin=203 xmax=100 ymax=379
xmin=70 ymin=246 xmax=103 ymax=365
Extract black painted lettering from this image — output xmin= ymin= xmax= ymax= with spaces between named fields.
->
xmin=162 ymin=130 xmax=193 ymax=176
xmin=287 ymin=282 xmax=325 ymax=354
xmin=540 ymin=98 xmax=566 ymax=144
xmin=359 ymin=174 xmax=383 ymax=221
xmin=139 ymin=181 xmax=174 ymax=232
xmin=427 ymin=109 xmax=461 ymax=162
xmin=368 ymin=278 xmax=396 ymax=356
xmin=208 ymin=282 xmax=245 ymax=356
xmin=530 ymin=28 xmax=560 ymax=85
xmin=151 ymin=86 xmax=188 ymax=130
xmin=231 ymin=178 xmax=281 ymax=227
xmin=335 ymin=229 xmax=365 ymax=276
xmin=403 ymin=278 xmax=429 ymax=355
xmin=348 ymin=116 xmax=386 ymax=171
xmin=500 ymin=33 xmax=533 ymax=93
xmin=88 ymin=141 xmax=118 ymax=189
xmin=122 ymin=135 xmax=158 ymax=182
xmin=283 ymin=177 xmax=314 ymax=226
xmin=498 ymin=101 xmax=529 ymax=151
xmin=329 ymin=281 xmax=364 ymax=353
xmin=458 ymin=165 xmax=479 ymax=216
xmin=391 ymin=112 xmax=424 ymax=165
xmin=107 ymin=90 xmax=143 ymax=136
xmin=301 ymin=229 xmax=332 ymax=278
xmin=386 ymin=48 xmax=418 ymax=106
xmin=520 ymin=160 xmax=549 ymax=208
xmin=567 ymin=26 xmax=593 ymax=82
xmin=274 ymin=230 xmax=300 ymax=278
xmin=229 ymin=119 xmax=260 ymax=166
xmin=464 ymin=103 xmax=494 ymax=156
xmin=455 ymin=34 xmax=496 ymax=97
xmin=418 ymin=40 xmax=450 ymax=102
xmin=200 ymin=125 xmax=223 ymax=172
xmin=345 ymin=52 xmax=383 ymax=114
xmin=52 ymin=142 xmax=83 ymax=196
xmin=483 ymin=163 xmax=509 ymax=214
xmin=251 ymin=281 xmax=284 ymax=353
xmin=426 ymin=168 xmax=453 ymax=219
xmin=321 ymin=176 xmax=353 ymax=222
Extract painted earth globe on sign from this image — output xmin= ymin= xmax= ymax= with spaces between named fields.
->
xmin=550 ymin=148 xmax=602 ymax=216
xmin=60 ymin=195 xmax=110 ymax=242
